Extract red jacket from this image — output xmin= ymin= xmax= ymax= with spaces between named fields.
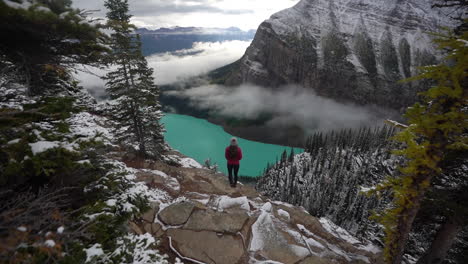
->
xmin=225 ymin=146 xmax=243 ymax=165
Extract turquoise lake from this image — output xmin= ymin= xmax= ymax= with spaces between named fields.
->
xmin=162 ymin=114 xmax=303 ymax=177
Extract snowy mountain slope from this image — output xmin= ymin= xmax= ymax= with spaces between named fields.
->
xmin=256 ymin=126 xmax=399 ymax=237
xmin=225 ymin=0 xmax=455 ymax=109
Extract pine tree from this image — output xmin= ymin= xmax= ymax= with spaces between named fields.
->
xmin=104 ymin=0 xmax=164 ymax=158
xmin=0 ymin=0 xmax=109 ymax=94
xmin=288 ymin=148 xmax=295 ymax=163
xmin=372 ymin=30 xmax=467 ymax=264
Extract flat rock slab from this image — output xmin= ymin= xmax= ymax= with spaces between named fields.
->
xmin=184 ymin=209 xmax=249 ymax=233
xmin=141 ymin=206 xmax=159 ymax=223
xmin=167 ymin=229 xmax=244 ymax=264
xmin=159 ymin=201 xmax=195 ymax=226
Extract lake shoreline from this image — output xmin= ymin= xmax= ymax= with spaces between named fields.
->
xmin=162 ymin=113 xmax=303 ymax=178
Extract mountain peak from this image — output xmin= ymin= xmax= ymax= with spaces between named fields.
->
xmin=223 ymin=0 xmax=456 ymax=110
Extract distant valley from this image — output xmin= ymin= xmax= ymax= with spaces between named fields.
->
xmin=137 ymin=27 xmax=255 ymax=56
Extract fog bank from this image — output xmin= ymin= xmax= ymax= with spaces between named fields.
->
xmin=167 ymin=84 xmax=392 ymax=133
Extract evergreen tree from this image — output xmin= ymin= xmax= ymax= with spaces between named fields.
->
xmin=0 ymin=0 xmax=109 ymax=94
xmin=104 ymin=0 xmax=164 ymax=158
xmin=288 ymin=148 xmax=295 ymax=163
xmin=372 ymin=30 xmax=467 ymax=264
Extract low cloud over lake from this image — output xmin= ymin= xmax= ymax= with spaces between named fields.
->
xmin=167 ymin=84 xmax=393 ymax=133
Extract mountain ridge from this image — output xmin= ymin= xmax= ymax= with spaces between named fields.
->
xmin=224 ymin=0 xmax=456 ymax=110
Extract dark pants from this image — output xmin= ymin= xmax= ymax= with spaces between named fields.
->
xmin=227 ymin=164 xmax=239 ymax=184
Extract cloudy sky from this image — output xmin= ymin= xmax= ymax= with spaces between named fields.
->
xmin=73 ymin=0 xmax=300 ymax=30
xmin=76 ymin=40 xmax=251 ymax=97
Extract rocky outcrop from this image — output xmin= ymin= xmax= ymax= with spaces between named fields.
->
xmin=125 ymin=155 xmax=384 ymax=264
xmin=158 ymin=201 xmax=195 ymax=226
xmin=225 ymin=0 xmax=454 ymax=110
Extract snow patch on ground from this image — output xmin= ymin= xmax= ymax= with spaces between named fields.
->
xmin=249 ymin=209 xmax=275 ymax=251
xmin=277 ymin=209 xmax=290 ymax=221
xmin=319 ymin=218 xmax=360 ymax=244
xmin=271 ymin=201 xmax=294 ymax=208
xmin=179 ymin=157 xmax=203 ymax=168
xmin=141 ymin=169 xmax=181 ymax=192
xmin=215 ymin=195 xmax=250 ymax=212
xmin=358 ymin=243 xmax=382 ymax=254
xmin=261 ymin=202 xmax=273 ymax=212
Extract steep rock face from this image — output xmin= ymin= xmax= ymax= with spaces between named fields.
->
xmin=226 ymin=0 xmax=452 ymax=109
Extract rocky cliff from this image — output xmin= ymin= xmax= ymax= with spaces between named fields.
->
xmin=127 ymin=154 xmax=384 ymax=264
xmin=225 ymin=0 xmax=453 ymax=110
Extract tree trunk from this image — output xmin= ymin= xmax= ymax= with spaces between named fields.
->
xmin=390 ymin=178 xmax=433 ymax=264
xmin=416 ymin=216 xmax=462 ymax=264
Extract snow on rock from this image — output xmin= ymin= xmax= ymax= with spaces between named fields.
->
xmin=261 ymin=202 xmax=273 ymax=213
xmin=271 ymin=201 xmax=294 ymax=208
xmin=285 ymin=228 xmax=323 ymax=252
xmin=358 ymin=243 xmax=382 ymax=254
xmin=276 ymin=209 xmax=290 ymax=221
xmin=152 ymin=169 xmax=180 ymax=192
xmin=359 ymin=186 xmax=376 ymax=193
xmin=249 ymin=201 xmax=313 ymax=263
xmin=179 ymin=157 xmax=202 ymax=168
xmin=57 ymin=226 xmax=65 ymax=234
xmin=249 ymin=208 xmax=276 ymax=252
xmin=251 ymin=261 xmax=284 ymax=264
xmin=214 ymin=195 xmax=250 ymax=212
xmin=319 ymin=218 xmax=360 ymax=245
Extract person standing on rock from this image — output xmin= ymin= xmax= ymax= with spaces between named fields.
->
xmin=225 ymin=137 xmax=243 ymax=187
